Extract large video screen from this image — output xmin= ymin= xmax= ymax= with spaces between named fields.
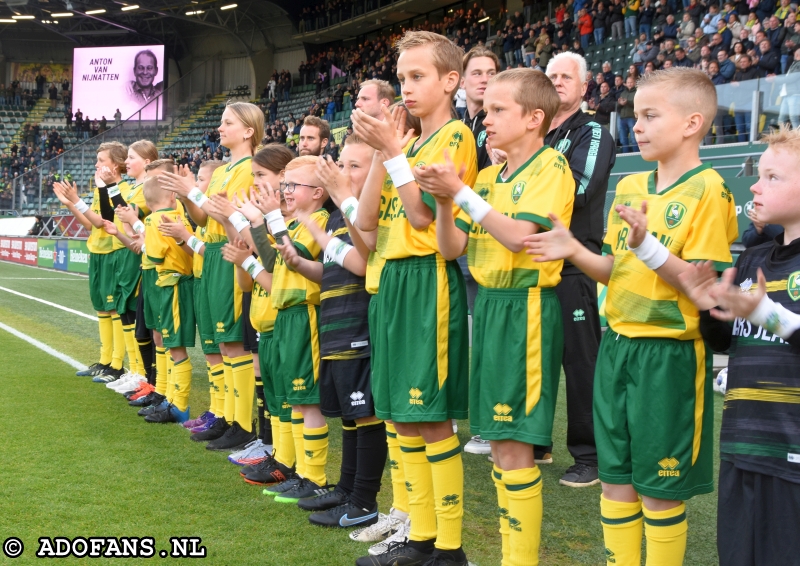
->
xmin=72 ymin=45 xmax=165 ymax=121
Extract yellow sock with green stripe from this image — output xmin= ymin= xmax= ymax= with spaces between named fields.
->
xmin=122 ymin=324 xmax=140 ymax=374
xmin=165 ymin=350 xmax=175 ymax=403
xmin=303 ymin=424 xmax=329 ymax=486
xmin=204 ymin=362 xmax=214 ymax=413
xmin=154 ymin=347 xmax=167 ymax=395
xmin=133 ymin=335 xmax=145 ymax=375
xmin=98 ymin=314 xmax=113 ymax=365
xmin=398 ymin=434 xmax=437 ymax=542
xmin=426 ymin=435 xmax=464 ymax=551
xmin=231 ymin=355 xmax=254 ymax=432
xmin=386 ymin=423 xmax=409 ymax=514
xmin=275 ymin=418 xmax=295 ymax=468
xmin=291 ymin=412 xmax=306 ymax=477
xmin=111 ymin=315 xmax=125 ymax=370
xmin=492 ymin=466 xmax=511 ymax=565
xmin=504 ymin=466 xmax=543 ymax=566
xmin=643 ymin=503 xmax=687 ymax=566
xmin=600 ymin=495 xmax=643 ymax=566
xmin=222 ymin=356 xmax=234 ymax=424
xmin=270 ymin=416 xmax=282 ymax=457
xmin=208 ymin=362 xmax=225 ymax=417
xmin=170 ymin=356 xmax=193 ymax=411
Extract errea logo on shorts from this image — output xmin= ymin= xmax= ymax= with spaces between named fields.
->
xmin=409 ymin=388 xmax=423 ymax=405
xmin=493 ymin=403 xmax=512 ymax=422
xmin=573 ymin=309 xmax=586 ymax=322
xmin=216 ymin=322 xmax=225 ymax=333
xmin=292 ymin=378 xmax=306 ymax=391
xmin=658 ymin=457 xmax=680 ymax=477
xmin=350 ymin=391 xmax=366 ymax=406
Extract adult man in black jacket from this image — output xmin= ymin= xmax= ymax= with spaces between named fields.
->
xmin=542 ymin=51 xmax=617 ymax=488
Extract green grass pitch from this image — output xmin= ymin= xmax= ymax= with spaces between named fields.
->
xmin=0 ymin=261 xmax=722 ymax=565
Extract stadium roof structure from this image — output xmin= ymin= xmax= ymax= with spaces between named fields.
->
xmin=0 ymin=0 xmax=298 ymax=59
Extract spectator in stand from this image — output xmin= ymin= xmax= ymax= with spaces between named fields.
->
xmin=718 ymin=49 xmax=737 ymax=79
xmin=757 ymin=38 xmax=781 ymax=74
xmin=114 ymin=109 xmax=122 ymax=128
xmin=674 ymin=46 xmax=694 ymax=67
xmin=734 ymin=53 xmax=761 ymax=80
xmin=708 ymin=59 xmax=728 ymax=85
xmin=703 ymin=4 xmax=723 ymax=35
xmin=609 ymin=0 xmax=625 ymax=40
xmin=594 ymin=3 xmax=608 ymax=45
xmin=617 ymin=77 xmax=639 ymax=153
xmin=663 ymin=14 xmax=679 ymax=40
xmin=579 ymin=8 xmax=594 ymax=50
xmin=623 ymin=0 xmax=640 ymax=38
xmin=638 ymin=0 xmax=655 ymax=38
xmin=718 ymin=18 xmax=735 ymax=51
xmin=48 ymin=83 xmax=58 ymax=108
xmin=66 ymin=110 xmax=73 ymax=130
xmin=588 ymin=81 xmax=617 ymax=126
xmin=679 ymin=12 xmax=697 ymax=46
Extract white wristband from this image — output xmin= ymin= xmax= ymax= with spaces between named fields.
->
xmin=326 ymin=237 xmax=354 ymax=268
xmin=265 ymin=209 xmax=288 ymax=236
xmin=74 ymin=199 xmax=89 ymax=214
xmin=341 ymin=196 xmax=359 ymax=224
xmin=132 ymin=220 xmax=145 ymax=234
xmin=454 ymin=186 xmax=493 ymax=224
xmin=186 ymin=187 xmax=209 ymax=208
xmin=383 ymin=154 xmax=415 ymax=188
xmin=628 ymin=233 xmax=670 ymax=270
xmin=107 ymin=184 xmax=120 ymax=198
xmin=747 ymin=294 xmax=800 ymax=340
xmin=228 ymin=211 xmax=250 ymax=233
xmin=241 ymin=255 xmax=264 ymax=279
xmin=187 ymin=236 xmax=205 ymax=254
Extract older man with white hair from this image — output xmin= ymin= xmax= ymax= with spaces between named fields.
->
xmin=538 ymin=51 xmax=618 ymax=488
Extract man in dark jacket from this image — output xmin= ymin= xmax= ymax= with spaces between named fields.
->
xmin=589 ymin=82 xmax=617 ymax=125
xmin=542 ymin=52 xmax=617 ymax=487
xmin=757 ymin=39 xmax=781 ymax=75
xmin=732 ymin=54 xmax=760 ymax=81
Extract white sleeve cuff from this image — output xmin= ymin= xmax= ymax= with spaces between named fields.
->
xmin=325 ymin=237 xmax=354 ymax=268
xmin=187 ymin=187 xmax=209 ymax=208
xmin=341 ymin=196 xmax=359 ymax=224
xmin=228 ymin=211 xmax=250 ymax=233
xmin=748 ymin=294 xmax=800 ymax=340
xmin=74 ymin=199 xmax=90 ymax=214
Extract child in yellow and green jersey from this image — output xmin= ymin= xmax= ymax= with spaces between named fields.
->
xmin=525 ymin=68 xmax=738 ymax=566
xmin=418 ymin=68 xmax=572 ymax=566
xmin=140 ymin=176 xmax=195 ymax=424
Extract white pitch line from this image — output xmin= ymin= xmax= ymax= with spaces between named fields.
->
xmin=0 ymin=286 xmax=98 ymax=321
xmin=0 ymin=321 xmax=88 ymax=371
xmin=0 ymin=277 xmax=87 ymax=281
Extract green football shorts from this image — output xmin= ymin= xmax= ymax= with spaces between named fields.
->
xmin=258 ymin=330 xmax=279 ymax=416
xmin=594 ymin=330 xmax=714 ymax=501
xmin=157 ymin=274 xmax=196 ymax=349
xmin=113 ymin=248 xmax=141 ymax=315
xmin=202 ymin=242 xmax=243 ymax=345
xmin=194 ymin=277 xmax=220 ymax=355
xmin=273 ymin=303 xmax=321 ymax=406
xmin=141 ymin=268 xmax=159 ymax=331
xmin=89 ymin=251 xmax=117 ymax=312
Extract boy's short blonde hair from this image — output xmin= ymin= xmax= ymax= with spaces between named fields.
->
xmin=199 ymin=159 xmax=225 ymax=173
xmin=762 ymin=123 xmax=800 ymax=156
xmin=142 ymin=176 xmax=172 ymax=209
xmin=144 ymin=159 xmax=175 ymax=173
xmin=636 ymin=68 xmax=717 ymax=136
xmin=395 ymin=30 xmax=464 ymax=83
xmin=488 ymin=69 xmax=561 ymax=133
xmin=285 ymin=155 xmax=323 ymax=186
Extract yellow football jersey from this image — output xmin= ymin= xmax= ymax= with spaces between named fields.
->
xmin=376 ymin=120 xmax=478 ymax=260
xmin=140 ymin=193 xmax=183 ymax=271
xmin=204 ymin=157 xmax=254 ymax=243
xmin=456 ymin=147 xmax=575 ymax=288
xmin=365 ymin=251 xmax=385 ymax=295
xmin=271 ymin=209 xmax=329 ymax=309
xmin=251 ymin=257 xmax=278 ymax=333
xmin=86 ymin=181 xmax=131 ymax=254
xmin=144 ymin=209 xmax=193 ymax=286
xmin=602 ymin=164 xmax=737 ymax=340
xmin=191 ymin=224 xmax=207 ymax=278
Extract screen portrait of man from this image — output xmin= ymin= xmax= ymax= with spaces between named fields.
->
xmin=126 ymin=50 xmax=163 ymax=106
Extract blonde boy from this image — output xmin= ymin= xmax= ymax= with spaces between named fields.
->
xmin=140 ymin=176 xmax=195 ymax=424
xmin=416 ymin=68 xmax=572 ymax=566
xmin=525 ymin=68 xmax=738 ymax=566
xmin=350 ymin=31 xmax=477 ymax=566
